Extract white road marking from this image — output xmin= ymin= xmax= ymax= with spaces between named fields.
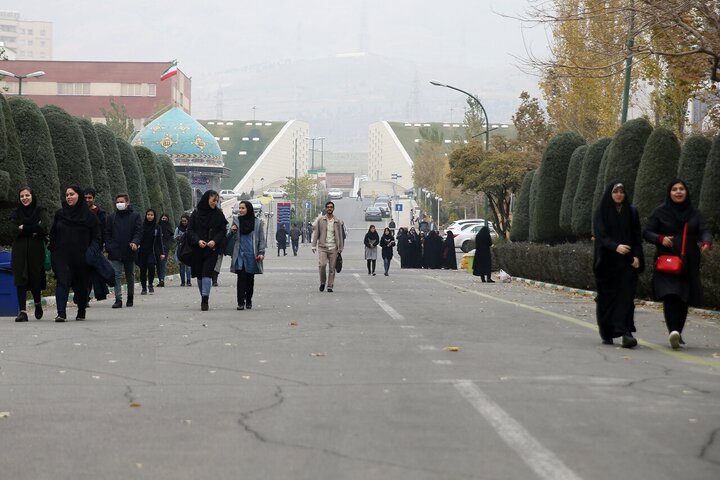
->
xmin=419 ymin=345 xmax=438 ymax=351
xmin=355 ymin=274 xmax=405 ymax=321
xmin=400 ymin=325 xmax=416 ymax=329
xmin=432 ymin=360 xmax=453 ymax=365
xmin=454 ymin=380 xmax=583 ymax=480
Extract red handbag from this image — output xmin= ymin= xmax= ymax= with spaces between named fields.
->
xmin=655 ymin=223 xmax=687 ymax=275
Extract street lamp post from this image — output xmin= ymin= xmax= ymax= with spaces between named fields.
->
xmin=430 ymin=80 xmax=489 ymax=151
xmin=435 ymin=196 xmax=442 ymax=227
xmin=0 ymin=69 xmax=46 ymax=96
xmin=294 ymin=137 xmax=298 ymax=221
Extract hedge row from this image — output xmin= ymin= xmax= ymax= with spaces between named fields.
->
xmin=493 ymin=242 xmax=720 ymax=310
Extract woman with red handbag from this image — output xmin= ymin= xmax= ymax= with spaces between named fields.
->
xmin=593 ymin=182 xmax=644 ymax=348
xmin=643 ymin=180 xmax=712 ymax=349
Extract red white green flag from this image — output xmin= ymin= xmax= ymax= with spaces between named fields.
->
xmin=160 ymin=60 xmax=178 ymax=81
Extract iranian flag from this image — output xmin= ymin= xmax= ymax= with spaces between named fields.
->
xmin=160 ymin=60 xmax=178 ymax=81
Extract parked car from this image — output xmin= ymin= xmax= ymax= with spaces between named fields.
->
xmin=262 ymin=187 xmax=287 ymax=199
xmin=328 ymin=189 xmax=344 ymax=200
xmin=374 ymin=202 xmax=391 ymax=217
xmin=364 ymin=206 xmax=383 ymax=221
xmin=219 ymin=189 xmax=239 ymax=200
xmin=446 ymin=218 xmax=488 ymax=235
xmin=453 ymin=223 xmax=498 ymax=252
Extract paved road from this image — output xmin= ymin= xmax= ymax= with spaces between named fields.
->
xmin=1 ymin=199 xmax=719 ymax=480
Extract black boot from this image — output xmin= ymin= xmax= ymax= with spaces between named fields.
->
xmin=15 ymin=311 xmax=28 ymax=322
xmin=201 ymin=296 xmax=209 ymax=311
xmin=34 ymin=303 xmax=43 ymax=319
xmin=126 ymin=296 xmax=133 ymax=307
xmin=112 ymin=300 xmax=123 ymax=309
xmin=76 ymin=308 xmax=86 ymax=320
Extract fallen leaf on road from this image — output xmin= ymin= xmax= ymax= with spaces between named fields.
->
xmin=290 ymin=321 xmax=298 ymax=326
xmin=130 ymin=402 xmax=141 ymax=407
xmin=310 ymin=352 xmax=326 ymax=357
xmin=712 ymin=353 xmax=720 ymax=358
xmin=447 ymin=347 xmax=460 ymax=352
xmin=689 ymin=418 xmax=698 ymax=423
xmin=0 ymin=412 xmax=10 ymax=418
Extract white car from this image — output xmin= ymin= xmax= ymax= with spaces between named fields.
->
xmin=446 ymin=218 xmax=487 ymax=235
xmin=262 ymin=187 xmax=287 ymax=199
xmin=328 ymin=189 xmax=344 ymax=200
xmin=219 ymin=189 xmax=239 ymax=200
xmin=453 ymin=223 xmax=497 ymax=252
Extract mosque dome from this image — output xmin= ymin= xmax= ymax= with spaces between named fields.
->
xmin=131 ymin=107 xmax=223 ymax=167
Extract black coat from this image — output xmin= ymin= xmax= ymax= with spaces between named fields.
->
xmin=276 ymin=227 xmax=288 ymax=248
xmin=186 ymin=196 xmax=228 ymax=279
xmin=443 ymin=232 xmax=457 ymax=270
xmin=381 ymin=233 xmax=395 ymax=260
xmin=136 ymin=222 xmax=165 ymax=267
xmin=49 ymin=206 xmax=101 ymax=286
xmin=473 ymin=227 xmax=493 ymax=276
xmin=10 ymin=204 xmax=47 ymax=290
xmin=105 ymin=207 xmax=143 ymax=262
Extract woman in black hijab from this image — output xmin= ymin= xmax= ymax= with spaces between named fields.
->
xmin=443 ymin=230 xmax=458 ymax=270
xmin=380 ymin=227 xmax=395 ymax=276
xmin=472 ymin=226 xmax=494 ymax=282
xmin=593 ymin=181 xmax=644 ymax=348
xmin=364 ymin=225 xmax=379 ymax=275
xmin=136 ymin=209 xmax=165 ymax=295
xmin=423 ymin=230 xmax=443 ymax=269
xmin=49 ymin=186 xmax=101 ymax=321
xmin=185 ymin=190 xmax=228 ymax=311
xmin=157 ymin=213 xmax=173 ymax=287
xmin=11 ymin=187 xmax=47 ymax=322
xmin=397 ymin=228 xmax=409 ymax=268
xmin=228 ymin=200 xmax=266 ymax=310
xmin=643 ymin=179 xmax=712 ymax=349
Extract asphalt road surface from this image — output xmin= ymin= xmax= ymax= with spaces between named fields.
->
xmin=1 ymin=198 xmax=719 ymax=480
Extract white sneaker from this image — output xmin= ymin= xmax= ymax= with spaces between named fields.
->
xmin=669 ymin=331 xmax=681 ymax=350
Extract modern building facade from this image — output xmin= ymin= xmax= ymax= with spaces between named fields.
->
xmin=0 ymin=60 xmax=190 ymax=132
xmin=0 ymin=10 xmax=52 ymax=60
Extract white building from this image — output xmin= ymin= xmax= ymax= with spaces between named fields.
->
xmin=0 ymin=11 xmax=52 ymax=60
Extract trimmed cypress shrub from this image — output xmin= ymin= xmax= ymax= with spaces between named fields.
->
xmin=0 ymin=94 xmax=28 ymax=244
xmin=132 ymin=146 xmax=150 ymax=214
xmin=572 ymin=138 xmax=611 ymax=238
xmin=634 ymin=127 xmax=681 ymax=224
xmin=677 ymin=134 xmax=712 ymax=207
xmin=530 ymin=132 xmax=586 ymax=243
xmin=510 ymin=169 xmax=535 ymax=242
xmin=76 ymin=117 xmax=112 ymax=211
xmin=154 ymin=154 xmax=173 ymax=223
xmin=528 ymin=168 xmax=540 ymax=241
xmin=41 ymin=105 xmax=94 ymax=195
xmin=116 ymin=139 xmax=147 ymax=213
xmin=559 ymin=145 xmax=588 ymax=237
xmin=133 ymin=146 xmax=165 ymax=213
xmin=0 ymin=170 xmax=9 ymax=202
xmin=591 ymin=147 xmax=612 ymax=223
xmin=8 ymin=96 xmax=61 ymax=228
xmin=93 ymin=123 xmax=127 ymax=199
xmin=603 ymin=117 xmax=653 ymax=201
xmin=176 ymin=174 xmax=192 ymax=211
xmin=699 ymin=134 xmax=720 ymax=236
xmin=158 ymin=154 xmax=182 ymax=225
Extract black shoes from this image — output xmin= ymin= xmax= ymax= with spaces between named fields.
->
xmin=372 ymin=272 xmax=376 ymax=276
xmin=55 ymin=313 xmax=66 ymax=322
xmin=76 ymin=309 xmax=86 ymax=321
xmin=201 ymin=296 xmax=209 ymax=311
xmin=112 ymin=300 xmax=123 ymax=309
xmin=245 ymin=301 xmax=252 ymax=310
xmin=601 ymin=337 xmax=613 ymax=345
xmin=180 ymin=282 xmax=186 ymax=286
xmin=140 ymin=289 xmax=147 ymax=295
xmin=621 ymin=333 xmax=637 ymax=349
xmin=34 ymin=303 xmax=43 ymax=319
xmin=126 ymin=296 xmax=133 ymax=307
xmin=319 ymin=284 xmax=325 ymax=292
xmin=158 ymin=281 xmax=165 ymax=287
xmin=237 ymin=304 xmax=245 ymax=310
xmin=327 ymin=288 xmax=333 ymax=293
xmin=15 ymin=311 xmax=28 ymax=322
xmin=149 ymin=285 xmax=154 ymax=294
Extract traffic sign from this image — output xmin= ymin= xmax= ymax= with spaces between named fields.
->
xmin=395 ymin=203 xmax=403 ymax=212
xmin=304 ymin=201 xmax=312 ymax=209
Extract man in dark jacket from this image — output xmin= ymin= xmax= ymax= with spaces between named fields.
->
xmin=290 ymin=223 xmax=301 ymax=256
xmin=85 ymin=188 xmax=110 ymax=301
xmin=105 ymin=193 xmax=142 ymax=308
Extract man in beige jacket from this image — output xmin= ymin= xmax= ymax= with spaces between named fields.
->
xmin=312 ymin=201 xmax=345 ymax=292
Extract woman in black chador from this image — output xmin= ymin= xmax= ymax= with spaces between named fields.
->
xmin=472 ymin=226 xmax=494 ymax=282
xmin=423 ymin=230 xmax=443 ymax=269
xmin=593 ymin=181 xmax=644 ymax=348
xmin=184 ymin=190 xmax=228 ymax=311
xmin=396 ymin=228 xmax=409 ymax=268
xmin=442 ymin=230 xmax=458 ymax=270
xmin=11 ymin=187 xmax=47 ymax=322
xmin=50 ymin=186 xmax=100 ymax=321
xmin=643 ymin=179 xmax=712 ymax=349
xmin=136 ymin=209 xmax=165 ymax=295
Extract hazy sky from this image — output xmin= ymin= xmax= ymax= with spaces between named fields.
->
xmin=5 ymin=0 xmax=552 ymax=148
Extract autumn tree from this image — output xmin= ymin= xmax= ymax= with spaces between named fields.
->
xmin=511 ymin=91 xmax=554 ymax=162
xmin=101 ymin=97 xmax=135 ymax=141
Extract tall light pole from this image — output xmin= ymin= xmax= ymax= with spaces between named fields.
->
xmin=293 ymin=137 xmax=298 ymax=221
xmin=430 ymin=80 xmax=489 ymax=151
xmin=0 ymin=69 xmax=45 ymax=96
xmin=435 ymin=196 xmax=442 ymax=227
xmin=318 ymin=137 xmax=325 ymax=168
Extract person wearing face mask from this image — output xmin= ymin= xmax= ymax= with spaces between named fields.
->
xmin=174 ymin=214 xmax=192 ymax=286
xmin=105 ymin=193 xmax=142 ymax=308
xmin=156 ymin=213 xmax=174 ymax=287
xmin=49 ymin=186 xmax=101 ymax=321
xmin=227 ymin=200 xmax=266 ymax=310
xmin=644 ymin=179 xmax=712 ymax=349
xmin=11 ymin=187 xmax=47 ymax=322
xmin=136 ymin=209 xmax=165 ymax=295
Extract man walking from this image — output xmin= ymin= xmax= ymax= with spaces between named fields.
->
xmin=290 ymin=223 xmax=301 ymax=256
xmin=356 ymin=188 xmax=362 ymax=201
xmin=312 ymin=201 xmax=344 ymax=293
xmin=105 ymin=193 xmax=142 ymax=308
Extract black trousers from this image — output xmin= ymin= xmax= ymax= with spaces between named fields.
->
xmin=236 ymin=269 xmax=255 ymax=306
xmin=366 ymin=259 xmax=376 ymax=273
xmin=139 ymin=264 xmax=155 ymax=289
xmin=663 ymin=295 xmax=689 ymax=333
xmin=16 ymin=286 xmax=41 ymax=311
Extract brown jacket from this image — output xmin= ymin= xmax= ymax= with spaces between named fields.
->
xmin=312 ymin=216 xmax=344 ymax=252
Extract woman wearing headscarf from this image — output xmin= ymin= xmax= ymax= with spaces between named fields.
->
xmin=443 ymin=230 xmax=458 ymax=270
xmin=174 ymin=214 xmax=192 ymax=287
xmin=136 ymin=209 xmax=165 ymax=295
xmin=472 ymin=225 xmax=494 ymax=282
xmin=643 ymin=179 xmax=712 ymax=349
xmin=363 ymin=225 xmax=379 ymax=275
xmin=49 ymin=186 xmax=100 ymax=321
xmin=380 ymin=227 xmax=395 ymax=276
xmin=275 ymin=224 xmax=288 ymax=256
xmin=11 ymin=187 xmax=47 ymax=322
xmin=227 ymin=200 xmax=265 ymax=310
xmin=156 ymin=213 xmax=173 ymax=287
xmin=185 ymin=190 xmax=228 ymax=311
xmin=397 ymin=228 xmax=409 ymax=268
xmin=407 ymin=227 xmax=421 ymax=268
xmin=593 ymin=181 xmax=644 ymax=348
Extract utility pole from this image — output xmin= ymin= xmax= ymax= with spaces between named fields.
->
xmin=620 ymin=0 xmax=635 ymax=124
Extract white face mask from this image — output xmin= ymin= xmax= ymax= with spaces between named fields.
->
xmin=116 ymin=202 xmax=127 ymax=211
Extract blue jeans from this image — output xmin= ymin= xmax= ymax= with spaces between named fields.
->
xmin=111 ymin=260 xmax=135 ymax=301
xmin=197 ymin=277 xmax=212 ymax=297
xmin=179 ymin=263 xmax=191 ymax=284
xmin=383 ymin=257 xmax=392 ymax=274
xmin=157 ymin=258 xmax=167 ymax=281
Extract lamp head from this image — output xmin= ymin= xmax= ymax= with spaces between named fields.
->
xmin=25 ymin=71 xmax=45 ymax=78
xmin=0 ymin=69 xmax=16 ymax=78
xmin=429 ymin=80 xmax=446 ymax=87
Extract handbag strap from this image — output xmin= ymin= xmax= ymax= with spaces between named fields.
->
xmin=680 ymin=223 xmax=688 ymax=257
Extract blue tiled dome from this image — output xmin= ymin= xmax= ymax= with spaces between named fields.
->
xmin=131 ymin=107 xmax=223 ymax=167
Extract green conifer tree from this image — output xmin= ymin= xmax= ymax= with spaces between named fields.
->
xmin=572 ymin=138 xmax=612 ymax=238
xmin=116 ymin=138 xmax=147 ymax=213
xmin=93 ymin=123 xmax=128 ymax=199
xmin=602 ymin=117 xmax=653 ymax=201
xmin=176 ymin=174 xmax=193 ymax=211
xmin=634 ymin=127 xmax=681 ymax=224
xmin=76 ymin=118 xmax=113 ymax=211
xmin=677 ymin=135 xmax=712 ymax=207
xmin=559 ymin=145 xmax=588 ymax=237
xmin=158 ymin=154 xmax=182 ymax=225
xmin=0 ymin=94 xmax=28 ymax=243
xmin=154 ymin=154 xmax=173 ymax=223
xmin=699 ymin=134 xmax=720 ymax=236
xmin=509 ymin=169 xmax=535 ymax=242
xmin=133 ymin=146 xmax=165 ymax=213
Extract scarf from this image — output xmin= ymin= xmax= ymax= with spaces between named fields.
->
xmin=11 ymin=189 xmax=42 ymax=227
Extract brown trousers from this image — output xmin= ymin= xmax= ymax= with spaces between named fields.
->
xmin=318 ymin=246 xmax=338 ymax=288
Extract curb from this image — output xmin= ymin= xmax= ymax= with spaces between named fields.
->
xmin=513 ymin=276 xmax=720 ymax=317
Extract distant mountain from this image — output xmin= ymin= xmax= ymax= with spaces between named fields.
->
xmin=192 ymin=53 xmax=528 ymax=152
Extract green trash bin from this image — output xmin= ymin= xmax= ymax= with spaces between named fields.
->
xmin=464 ymin=251 xmax=475 ymax=273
